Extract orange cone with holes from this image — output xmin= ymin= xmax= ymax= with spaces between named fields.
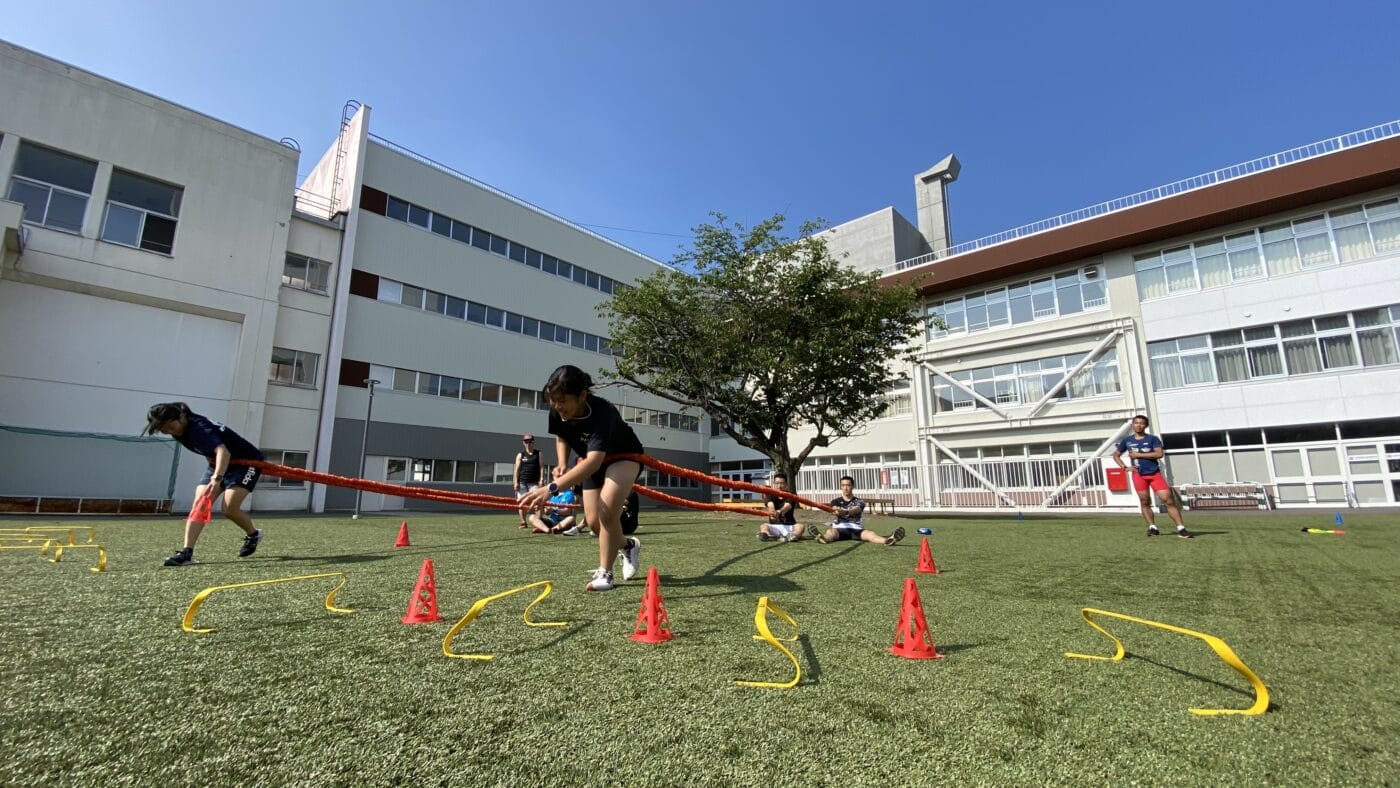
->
xmin=916 ymin=538 xmax=938 ymax=574
xmin=630 ymin=567 xmax=673 ymax=643
xmin=890 ymin=577 xmax=943 ymax=659
xmin=395 ymin=521 xmax=411 ymax=548
xmin=401 ymin=558 xmax=442 ymax=624
xmin=189 ymin=493 xmax=213 ymax=525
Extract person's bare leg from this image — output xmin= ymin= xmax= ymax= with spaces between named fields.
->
xmin=182 ymin=483 xmax=212 ymax=549
xmin=1138 ymin=492 xmax=1157 ymax=529
xmin=221 ymin=486 xmax=257 ymax=536
xmin=594 ymin=462 xmax=639 ymax=576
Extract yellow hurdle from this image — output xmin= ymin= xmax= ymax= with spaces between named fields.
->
xmin=442 ymin=581 xmax=568 ymax=661
xmin=181 ymin=573 xmax=355 ymax=634
xmin=735 ymin=596 xmax=802 ymax=689
xmin=32 ymin=525 xmax=96 ymax=543
xmin=1065 ymin=607 xmax=1270 ymax=716
xmin=51 ymin=544 xmax=108 ymax=573
xmin=0 ymin=539 xmax=54 ymax=558
xmin=0 ymin=529 xmax=76 ymax=551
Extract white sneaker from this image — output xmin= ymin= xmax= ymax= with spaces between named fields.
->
xmin=585 ymin=568 xmax=614 ymax=591
xmin=619 ymin=537 xmax=641 ymax=581
xmin=561 ymin=526 xmax=580 ymax=536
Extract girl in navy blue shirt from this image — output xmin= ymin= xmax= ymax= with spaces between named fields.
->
xmin=144 ymin=402 xmax=266 ymax=565
xmin=519 ymin=366 xmax=643 ymax=591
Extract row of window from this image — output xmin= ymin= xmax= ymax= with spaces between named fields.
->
xmin=1157 ymin=418 xmax=1400 ymax=451
xmin=1167 ymin=442 xmax=1400 ymax=484
xmin=363 ymin=186 xmax=630 ymax=297
xmin=367 ymin=363 xmax=700 ymax=433
xmin=392 ymin=457 xmax=698 ymax=489
xmin=376 ymin=276 xmax=617 ymax=356
xmin=931 ymin=349 xmax=1122 ymax=413
xmin=282 ymin=253 xmax=333 ymax=294
xmin=926 ymin=266 xmax=1108 ymax=339
xmin=371 ymin=363 xmax=548 ymax=411
xmin=1148 ymin=305 xmax=1400 ymax=390
xmin=1134 ymin=197 xmax=1400 ymax=301
xmin=7 ymin=140 xmax=183 ymax=254
xmin=808 ymin=451 xmax=918 ymax=466
xmin=617 ymin=405 xmax=701 ymax=433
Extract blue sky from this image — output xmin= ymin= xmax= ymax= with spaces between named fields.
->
xmin=4 ymin=0 xmax=1397 ymax=262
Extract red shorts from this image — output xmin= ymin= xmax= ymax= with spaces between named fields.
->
xmin=1132 ymin=472 xmax=1170 ymax=495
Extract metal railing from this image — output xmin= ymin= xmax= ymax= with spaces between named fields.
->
xmin=366 ymin=133 xmax=666 ymax=267
xmin=292 ymin=188 xmax=334 ymax=219
xmin=890 ymin=119 xmax=1400 ymax=274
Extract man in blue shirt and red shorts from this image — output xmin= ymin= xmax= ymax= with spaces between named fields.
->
xmin=1114 ymin=414 xmax=1193 ymax=538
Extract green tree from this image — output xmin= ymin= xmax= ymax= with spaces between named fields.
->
xmin=601 ymin=213 xmax=926 ymax=488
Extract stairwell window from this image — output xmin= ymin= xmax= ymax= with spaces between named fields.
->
xmin=7 ymin=142 xmax=96 ymax=233
xmin=282 ymin=253 xmax=332 ymax=294
xmin=101 ymin=169 xmax=182 ymax=254
xmin=269 ymin=347 xmax=320 ymax=387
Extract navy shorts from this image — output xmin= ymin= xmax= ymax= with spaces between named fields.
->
xmin=199 ymin=464 xmax=262 ymax=492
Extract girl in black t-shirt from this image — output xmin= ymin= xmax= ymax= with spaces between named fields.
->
xmin=519 ymin=365 xmax=643 ymax=591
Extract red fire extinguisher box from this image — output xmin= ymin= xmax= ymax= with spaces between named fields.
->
xmin=1105 ymin=467 xmax=1129 ymax=492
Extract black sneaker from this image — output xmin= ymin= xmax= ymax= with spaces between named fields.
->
xmin=885 ymin=526 xmax=906 ymax=547
xmin=1176 ymin=528 xmax=1195 ymax=539
xmin=758 ymin=532 xmax=777 ymax=542
xmin=239 ymin=529 xmax=262 ymax=557
xmin=1147 ymin=527 xmax=1161 ymax=537
xmin=164 ymin=548 xmax=193 ymax=566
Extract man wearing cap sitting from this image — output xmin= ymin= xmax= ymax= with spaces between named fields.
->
xmin=513 ymin=434 xmax=544 ymax=529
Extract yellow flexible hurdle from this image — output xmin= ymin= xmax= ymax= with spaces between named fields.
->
xmin=1065 ymin=607 xmax=1270 ymax=716
xmin=51 ymin=544 xmax=107 ymax=573
xmin=0 ymin=539 xmax=54 ymax=557
xmin=442 ymin=581 xmax=568 ymax=661
xmin=735 ymin=596 xmax=802 ymax=689
xmin=31 ymin=525 xmax=95 ymax=543
xmin=181 ymin=573 xmax=354 ymax=634
xmin=0 ymin=529 xmax=75 ymax=551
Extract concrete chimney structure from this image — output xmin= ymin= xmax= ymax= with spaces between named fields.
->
xmin=914 ymin=154 xmax=960 ymax=255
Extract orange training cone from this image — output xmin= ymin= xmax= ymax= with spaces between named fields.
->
xmin=395 ymin=521 xmax=411 ymax=548
xmin=890 ymin=577 xmax=943 ymax=660
xmin=401 ymin=558 xmax=442 ymax=624
xmin=916 ymin=538 xmax=939 ymax=574
xmin=189 ymin=493 xmax=213 ymax=525
xmin=630 ymin=566 xmax=673 ymax=643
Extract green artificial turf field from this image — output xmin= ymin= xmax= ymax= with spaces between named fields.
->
xmin=2 ymin=510 xmax=1396 ymax=785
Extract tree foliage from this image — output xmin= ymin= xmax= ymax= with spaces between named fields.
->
xmin=601 ymin=213 xmax=925 ymax=485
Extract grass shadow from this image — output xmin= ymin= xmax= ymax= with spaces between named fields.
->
xmin=797 ymin=634 xmax=821 ymax=685
xmin=1126 ymin=652 xmax=1261 ymax=700
xmin=511 ymin=620 xmax=597 ymax=656
xmin=933 ymin=642 xmax=981 ymax=656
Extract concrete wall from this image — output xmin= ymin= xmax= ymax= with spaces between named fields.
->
xmin=0 ymin=41 xmax=304 ymax=510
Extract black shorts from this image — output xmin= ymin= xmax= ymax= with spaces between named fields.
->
xmin=200 ymin=464 xmax=261 ymax=492
xmin=582 ymin=459 xmax=644 ymax=491
xmin=830 ymin=525 xmax=863 ymax=541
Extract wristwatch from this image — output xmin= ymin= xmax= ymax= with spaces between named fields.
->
xmin=548 ymin=482 xmax=559 ymax=494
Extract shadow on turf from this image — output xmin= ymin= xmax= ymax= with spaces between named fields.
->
xmin=666 ymin=542 xmax=863 ymax=598
xmin=1126 ymin=652 xmax=1272 ymax=708
xmin=196 ymin=537 xmax=531 ymax=567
